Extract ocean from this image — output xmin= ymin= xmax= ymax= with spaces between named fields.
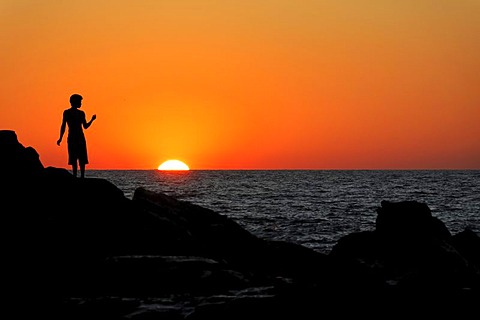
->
xmin=89 ymin=170 xmax=480 ymax=254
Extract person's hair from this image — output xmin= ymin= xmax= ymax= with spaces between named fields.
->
xmin=70 ymin=94 xmax=83 ymax=104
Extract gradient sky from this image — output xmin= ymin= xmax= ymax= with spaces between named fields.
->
xmin=1 ymin=1 xmax=479 ymax=169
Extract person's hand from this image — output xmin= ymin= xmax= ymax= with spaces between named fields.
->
xmin=92 ymin=114 xmax=97 ymax=121
xmin=57 ymin=139 xmax=62 ymax=146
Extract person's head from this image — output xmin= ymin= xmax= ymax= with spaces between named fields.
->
xmin=70 ymin=94 xmax=83 ymax=108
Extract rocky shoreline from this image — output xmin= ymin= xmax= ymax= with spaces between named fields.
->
xmin=1 ymin=129 xmax=479 ymax=319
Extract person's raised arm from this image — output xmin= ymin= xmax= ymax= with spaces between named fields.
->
xmin=84 ymin=114 xmax=96 ymax=129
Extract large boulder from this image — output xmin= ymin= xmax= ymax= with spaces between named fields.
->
xmin=330 ymin=200 xmax=480 ymax=292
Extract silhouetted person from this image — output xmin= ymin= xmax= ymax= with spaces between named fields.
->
xmin=57 ymin=94 xmax=96 ymax=178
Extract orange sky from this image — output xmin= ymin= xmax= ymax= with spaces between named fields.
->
xmin=1 ymin=1 xmax=479 ymax=169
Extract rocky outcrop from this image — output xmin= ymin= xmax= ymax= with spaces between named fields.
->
xmin=1 ymin=130 xmax=479 ymax=319
xmin=330 ymin=200 xmax=479 ymax=289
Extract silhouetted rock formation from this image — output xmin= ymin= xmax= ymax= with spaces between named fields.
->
xmin=1 ymin=130 xmax=479 ymax=319
xmin=331 ymin=200 xmax=479 ymax=288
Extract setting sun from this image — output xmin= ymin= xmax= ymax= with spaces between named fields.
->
xmin=158 ymin=160 xmax=190 ymax=171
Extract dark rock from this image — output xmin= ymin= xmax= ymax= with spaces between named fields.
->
xmin=376 ymin=200 xmax=451 ymax=241
xmin=332 ymin=200 xmax=480 ymax=294
xmin=100 ymin=255 xmax=254 ymax=296
xmin=451 ymin=228 xmax=480 ymax=268
xmin=132 ymin=187 xmax=262 ymax=260
xmin=0 ymin=130 xmax=44 ymax=180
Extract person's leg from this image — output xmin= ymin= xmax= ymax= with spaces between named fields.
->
xmin=72 ymin=162 xmax=78 ymax=177
xmin=80 ymin=163 xmax=85 ymax=178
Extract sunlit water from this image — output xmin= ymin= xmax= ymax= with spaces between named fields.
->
xmin=89 ymin=170 xmax=480 ymax=254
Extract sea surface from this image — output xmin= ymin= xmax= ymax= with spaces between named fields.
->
xmin=89 ymin=170 xmax=480 ymax=254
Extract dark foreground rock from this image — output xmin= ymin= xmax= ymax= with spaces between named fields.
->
xmin=1 ymin=130 xmax=479 ymax=319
